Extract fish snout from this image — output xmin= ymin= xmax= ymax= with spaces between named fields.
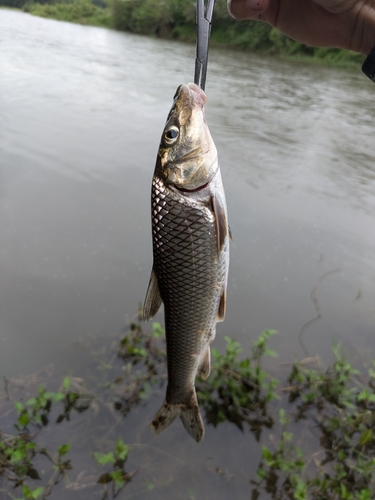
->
xmin=187 ymin=83 xmax=207 ymax=108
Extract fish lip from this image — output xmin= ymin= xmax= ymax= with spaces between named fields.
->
xmin=173 ymin=181 xmax=210 ymax=193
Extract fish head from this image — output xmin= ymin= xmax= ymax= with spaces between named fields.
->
xmin=157 ymin=83 xmax=217 ymax=191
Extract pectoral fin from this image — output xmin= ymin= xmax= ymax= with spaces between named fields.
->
xmin=143 ymin=268 xmax=162 ymax=321
xmin=211 ymin=194 xmax=228 ymax=257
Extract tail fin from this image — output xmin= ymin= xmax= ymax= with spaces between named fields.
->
xmin=150 ymin=393 xmax=204 ymax=442
xmin=180 ymin=403 xmax=205 ymax=442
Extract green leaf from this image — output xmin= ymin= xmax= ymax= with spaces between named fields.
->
xmin=110 ymin=469 xmax=125 ymax=486
xmin=22 ymin=485 xmax=43 ymax=499
xmin=358 ymin=429 xmax=373 ymax=446
xmin=58 ymin=443 xmax=71 ymax=456
xmin=10 ymin=449 xmax=27 ymax=463
xmin=115 ymin=438 xmax=129 ymax=461
xmin=143 ymin=478 xmax=155 ymax=491
xmin=256 ymin=466 xmax=267 ymax=480
xmin=264 ymin=348 xmax=278 ymax=358
xmin=62 ymin=377 xmax=71 ymax=391
xmin=22 ymin=485 xmax=32 ymax=497
xmin=152 ymin=322 xmax=164 ymax=338
xmin=14 ymin=401 xmax=24 ymax=412
xmin=18 ymin=412 xmax=30 ymax=427
xmin=263 ymin=329 xmax=278 ymax=337
xmin=261 ymin=445 xmax=273 ymax=461
xmin=93 ymin=451 xmax=115 ymax=465
xmin=30 ymin=487 xmax=44 ymax=499
xmin=53 ymin=392 xmax=65 ymax=402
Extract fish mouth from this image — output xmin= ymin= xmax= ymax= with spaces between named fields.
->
xmin=174 ymin=181 xmax=210 ymax=193
xmin=187 ymin=83 xmax=207 ymax=108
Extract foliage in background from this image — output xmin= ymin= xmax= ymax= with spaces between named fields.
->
xmin=1 ymin=0 xmax=365 ymax=68
xmin=1 ymin=318 xmax=375 ymax=498
xmin=22 ymin=0 xmax=112 ymax=28
xmin=107 ymin=0 xmax=364 ymax=67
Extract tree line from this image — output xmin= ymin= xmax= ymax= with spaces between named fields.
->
xmin=2 ymin=0 xmax=365 ymax=67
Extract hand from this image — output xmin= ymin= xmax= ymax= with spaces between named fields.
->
xmin=228 ymin=0 xmax=375 ymax=55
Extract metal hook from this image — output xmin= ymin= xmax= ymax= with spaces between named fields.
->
xmin=194 ymin=0 xmax=215 ymax=91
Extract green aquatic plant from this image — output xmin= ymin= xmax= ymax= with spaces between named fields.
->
xmin=13 ymin=377 xmax=93 ymax=430
xmin=114 ymin=322 xmax=279 ymax=437
xmin=114 ymin=321 xmax=166 ymax=417
xmin=253 ymin=410 xmax=307 ymax=500
xmin=196 ymin=331 xmax=278 ymax=437
xmin=1 ymin=316 xmax=375 ymax=499
xmin=0 ymin=431 xmax=72 ymax=499
xmin=252 ymin=343 xmax=375 ymax=499
xmin=1 ymin=378 xmax=92 ymax=499
xmin=94 ymin=438 xmax=136 ymax=498
xmin=0 ymin=433 xmax=39 ymax=484
xmin=14 ymin=386 xmax=53 ymax=429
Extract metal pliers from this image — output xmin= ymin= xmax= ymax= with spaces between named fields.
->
xmin=194 ymin=0 xmax=215 ymax=91
xmin=362 ymin=45 xmax=375 ymax=83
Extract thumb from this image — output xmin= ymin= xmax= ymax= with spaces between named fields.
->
xmin=227 ymin=0 xmax=270 ymax=20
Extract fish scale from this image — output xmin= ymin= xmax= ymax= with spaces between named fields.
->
xmin=152 ymin=175 xmax=223 ymax=385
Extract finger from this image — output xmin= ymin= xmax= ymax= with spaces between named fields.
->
xmin=227 ymin=0 xmax=270 ymax=20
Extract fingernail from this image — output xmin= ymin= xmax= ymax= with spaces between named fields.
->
xmin=246 ymin=0 xmax=263 ymax=10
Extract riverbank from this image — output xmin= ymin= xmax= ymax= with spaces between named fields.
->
xmin=21 ymin=0 xmax=112 ymax=28
xmin=6 ymin=0 xmax=365 ymax=69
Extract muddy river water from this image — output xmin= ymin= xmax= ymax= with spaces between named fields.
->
xmin=0 ymin=9 xmax=374 ymax=499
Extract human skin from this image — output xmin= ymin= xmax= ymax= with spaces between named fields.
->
xmin=227 ymin=0 xmax=375 ymax=55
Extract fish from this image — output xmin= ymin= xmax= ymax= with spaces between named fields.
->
xmin=143 ymin=82 xmax=229 ymax=442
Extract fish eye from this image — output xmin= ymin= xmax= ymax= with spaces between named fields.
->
xmin=164 ymin=126 xmax=179 ymax=145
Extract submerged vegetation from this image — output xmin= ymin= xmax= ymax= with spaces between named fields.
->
xmin=1 ymin=0 xmax=365 ymax=68
xmin=1 ymin=313 xmax=375 ymax=499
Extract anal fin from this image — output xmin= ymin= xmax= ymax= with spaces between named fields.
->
xmin=197 ymin=345 xmax=211 ymax=380
xmin=217 ymin=287 xmax=227 ymax=322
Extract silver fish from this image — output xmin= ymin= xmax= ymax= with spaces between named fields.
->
xmin=143 ymin=83 xmax=229 ymax=442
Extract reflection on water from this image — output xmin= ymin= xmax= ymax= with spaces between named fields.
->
xmin=0 ymin=8 xmax=375 ymax=499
